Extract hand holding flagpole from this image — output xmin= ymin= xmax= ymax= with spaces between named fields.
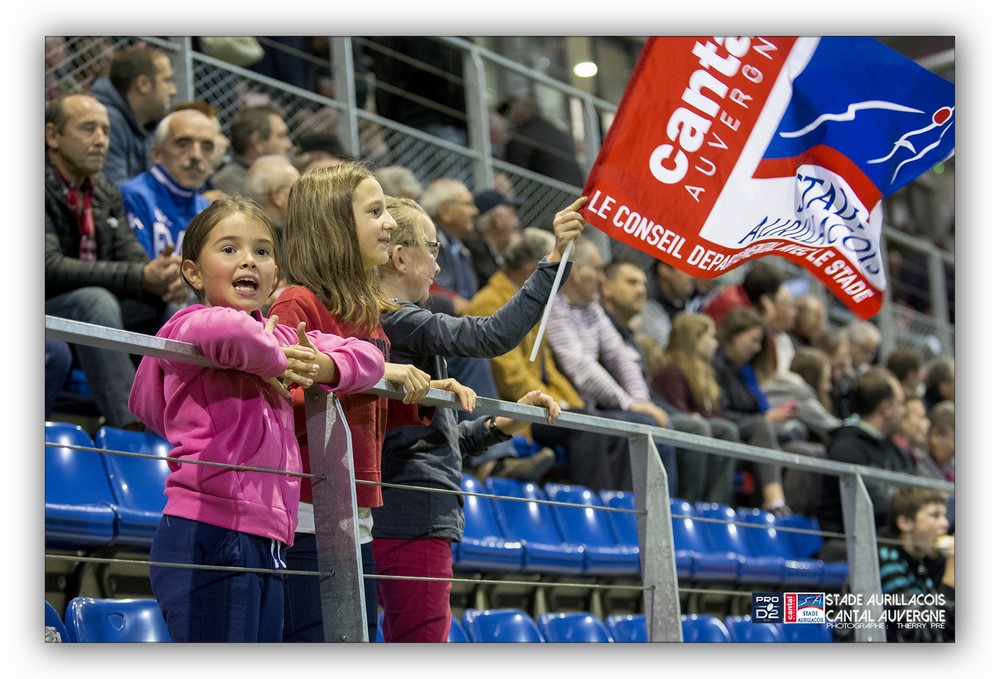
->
xmin=530 ymin=196 xmax=587 ymax=362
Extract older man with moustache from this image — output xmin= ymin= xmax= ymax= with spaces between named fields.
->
xmin=45 ymin=93 xmax=186 ymax=429
xmin=120 ymin=109 xmax=217 ymax=259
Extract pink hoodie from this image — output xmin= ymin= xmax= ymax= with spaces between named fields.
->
xmin=128 ymin=305 xmax=385 ymax=546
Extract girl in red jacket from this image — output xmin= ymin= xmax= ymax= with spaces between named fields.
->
xmin=270 ymin=162 xmax=442 ymax=641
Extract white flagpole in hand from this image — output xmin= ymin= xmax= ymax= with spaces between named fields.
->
xmin=529 ymin=239 xmax=575 ymax=362
xmin=529 ymin=195 xmax=587 ymax=363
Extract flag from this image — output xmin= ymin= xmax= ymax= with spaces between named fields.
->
xmin=582 ymin=37 xmax=955 ymax=320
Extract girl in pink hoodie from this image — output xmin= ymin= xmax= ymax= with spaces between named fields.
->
xmin=128 ymin=197 xmax=385 ymax=642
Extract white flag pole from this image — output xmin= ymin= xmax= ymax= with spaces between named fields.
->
xmin=529 ymin=240 xmax=575 ymax=362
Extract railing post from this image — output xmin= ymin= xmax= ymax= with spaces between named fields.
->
xmin=876 ymin=231 xmax=898 ymax=353
xmin=462 ymin=43 xmax=494 ymax=190
xmin=926 ymin=248 xmax=954 ymax=357
xmin=303 ymin=386 xmax=367 ymax=642
xmin=579 ymin=99 xmax=602 ymax=174
xmin=840 ymin=472 xmax=886 ymax=642
xmin=628 ymin=432 xmax=682 ymax=642
xmin=167 ymin=37 xmax=194 ymax=103
xmin=329 ymin=37 xmax=360 ymax=159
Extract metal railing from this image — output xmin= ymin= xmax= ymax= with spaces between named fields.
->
xmin=44 ymin=315 xmax=953 ymax=642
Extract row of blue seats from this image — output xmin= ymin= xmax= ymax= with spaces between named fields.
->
xmin=45 ymin=421 xmax=171 ymax=551
xmin=456 ymin=474 xmax=848 ymax=588
xmin=46 ymin=598 xmax=833 ymax=644
xmin=45 ymin=420 xmax=845 ymax=589
xmin=384 ymin=609 xmax=833 ymax=643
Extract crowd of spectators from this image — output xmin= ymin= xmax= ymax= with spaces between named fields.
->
xmin=44 ymin=38 xmax=957 ymax=637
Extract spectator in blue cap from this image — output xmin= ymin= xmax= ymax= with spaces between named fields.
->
xmin=466 ymin=188 xmax=524 ymax=290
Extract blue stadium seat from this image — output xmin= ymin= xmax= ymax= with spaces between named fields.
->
xmin=45 ymin=600 xmax=71 ymax=643
xmin=452 ymin=475 xmax=525 ymax=573
xmin=462 ymin=608 xmax=545 ymax=643
xmin=601 ymin=489 xmax=671 ymax=576
xmin=670 ymin=499 xmax=740 ymax=582
xmin=545 ymin=483 xmax=640 ymax=577
xmin=448 ymin=615 xmax=470 ymax=642
xmin=598 ymin=490 xmax=639 ymax=546
xmin=605 ymin=613 xmax=648 ymax=643
xmin=774 ymin=512 xmax=824 ymax=557
xmin=63 ymin=597 xmax=171 ymax=642
xmin=44 ymin=422 xmax=118 ymax=549
xmin=693 ymin=503 xmax=784 ymax=585
xmin=94 ymin=426 xmax=172 ymax=549
xmin=736 ymin=507 xmax=825 ymax=587
xmin=484 ymin=477 xmax=586 ymax=575
xmin=774 ymin=513 xmax=849 ymax=589
xmin=780 ymin=621 xmax=834 ymax=643
xmin=680 ymin=614 xmax=733 ymax=642
xmin=538 ymin=611 xmax=614 ymax=642
xmin=724 ymin=614 xmax=783 ymax=642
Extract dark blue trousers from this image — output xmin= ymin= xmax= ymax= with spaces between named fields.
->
xmin=282 ymin=534 xmax=379 ymax=642
xmin=149 ymin=515 xmax=287 ymax=642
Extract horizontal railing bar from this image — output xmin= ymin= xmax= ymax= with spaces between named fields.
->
xmin=45 ymin=314 xmax=954 ymax=494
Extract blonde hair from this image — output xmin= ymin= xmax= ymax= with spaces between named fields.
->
xmin=282 ymin=162 xmax=397 ymax=332
xmin=663 ymin=312 xmax=721 ymax=414
xmin=384 ymin=196 xmax=430 ymax=249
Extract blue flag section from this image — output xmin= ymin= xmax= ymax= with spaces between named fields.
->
xmin=756 ymin=37 xmax=955 ymax=210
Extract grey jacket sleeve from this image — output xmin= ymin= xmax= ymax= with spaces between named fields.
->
xmin=382 ymin=260 xmax=570 ymax=358
xmin=456 ymin=415 xmax=513 ymax=459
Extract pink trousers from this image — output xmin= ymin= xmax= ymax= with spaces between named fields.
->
xmin=372 ymin=537 xmax=453 ymax=643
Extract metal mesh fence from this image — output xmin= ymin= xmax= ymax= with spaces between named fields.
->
xmin=44 ymin=36 xmax=132 ymax=97
xmin=375 ymin=121 xmax=476 ymax=185
xmin=191 ymin=60 xmax=345 ymax=143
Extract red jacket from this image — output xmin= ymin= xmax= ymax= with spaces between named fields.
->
xmin=270 ymin=286 xmax=391 ymax=509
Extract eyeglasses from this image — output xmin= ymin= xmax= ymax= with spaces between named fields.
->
xmin=399 ymin=239 xmax=441 ymax=257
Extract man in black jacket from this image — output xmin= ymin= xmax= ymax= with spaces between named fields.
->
xmin=45 ymin=93 xmax=186 ymax=429
xmin=816 ymin=366 xmax=914 ymax=560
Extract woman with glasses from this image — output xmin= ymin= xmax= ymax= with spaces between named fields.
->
xmin=372 ymin=194 xmax=585 ymax=642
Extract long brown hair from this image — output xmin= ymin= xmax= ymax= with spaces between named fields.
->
xmin=790 ymin=346 xmax=834 ymax=412
xmin=663 ymin=312 xmax=721 ymax=414
xmin=718 ymin=305 xmax=775 ymax=378
xmin=282 ymin=162 xmax=397 ymax=332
